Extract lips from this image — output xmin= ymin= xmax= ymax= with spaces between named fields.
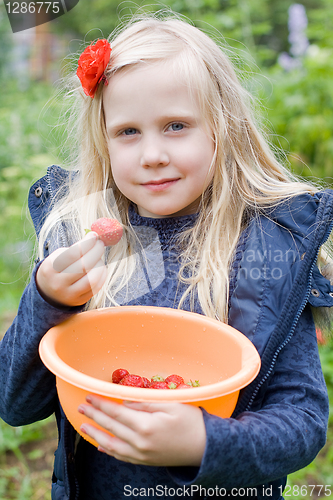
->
xmin=142 ymin=178 xmax=180 ymax=191
xmin=143 ymin=178 xmax=179 ymax=185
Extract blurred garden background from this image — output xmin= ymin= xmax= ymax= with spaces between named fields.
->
xmin=0 ymin=0 xmax=333 ymax=498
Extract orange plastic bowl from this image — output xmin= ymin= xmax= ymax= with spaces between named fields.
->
xmin=39 ymin=306 xmax=260 ymax=447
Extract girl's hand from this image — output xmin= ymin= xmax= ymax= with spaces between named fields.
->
xmin=36 ymin=232 xmax=107 ymax=307
xmin=78 ymin=395 xmax=206 ymax=467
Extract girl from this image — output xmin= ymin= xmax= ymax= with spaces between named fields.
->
xmin=1 ymin=13 xmax=333 ymax=500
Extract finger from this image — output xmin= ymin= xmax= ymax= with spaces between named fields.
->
xmin=80 ymin=423 xmax=141 ymax=464
xmin=84 ymin=261 xmax=108 ymax=297
xmin=123 ymin=401 xmax=174 ymax=413
xmin=64 ymin=240 xmax=105 ymax=274
xmin=79 ymin=402 xmax=139 ymax=444
xmin=53 ymin=232 xmax=98 ymax=272
xmin=36 ymin=251 xmax=83 ymax=295
xmin=81 ymin=240 xmax=105 ymax=272
xmin=67 ymin=261 xmax=107 ymax=301
xmin=83 ymin=395 xmax=152 ymax=433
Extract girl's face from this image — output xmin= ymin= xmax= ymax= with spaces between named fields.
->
xmin=103 ymin=62 xmax=215 ymax=218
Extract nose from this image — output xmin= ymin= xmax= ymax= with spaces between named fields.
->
xmin=140 ymin=134 xmax=170 ymax=168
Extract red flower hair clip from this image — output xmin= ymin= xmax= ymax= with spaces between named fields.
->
xmin=77 ymin=39 xmax=111 ymax=98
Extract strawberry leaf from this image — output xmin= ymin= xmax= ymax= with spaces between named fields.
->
xmin=168 ymin=382 xmax=177 ymax=389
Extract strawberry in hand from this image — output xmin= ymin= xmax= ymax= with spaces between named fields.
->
xmin=90 ymin=218 xmax=123 ymax=246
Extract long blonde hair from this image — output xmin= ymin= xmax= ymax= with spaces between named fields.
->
xmin=38 ymin=13 xmax=318 ymax=321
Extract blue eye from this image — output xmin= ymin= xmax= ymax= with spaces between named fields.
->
xmin=170 ymin=123 xmax=184 ymax=131
xmin=123 ymin=128 xmax=137 ymax=135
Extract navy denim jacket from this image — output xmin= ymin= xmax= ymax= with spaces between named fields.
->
xmin=0 ymin=165 xmax=332 ymax=500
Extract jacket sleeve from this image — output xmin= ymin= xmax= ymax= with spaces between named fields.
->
xmin=0 ymin=262 xmax=84 ymax=426
xmin=168 ymin=305 xmax=329 ymax=489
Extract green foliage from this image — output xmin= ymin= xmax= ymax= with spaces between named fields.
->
xmin=0 ymin=6 xmax=12 ymax=79
xmin=287 ymin=345 xmax=333 ymax=499
xmin=0 ymin=467 xmax=34 ymax=500
xmin=0 ymin=80 xmax=61 ymax=316
xmin=0 ymin=417 xmax=53 ymax=458
xmin=0 ymin=417 xmax=56 ymax=500
xmin=307 ymin=0 xmax=333 ymax=49
xmin=51 ymin=0 xmax=141 ymax=41
xmin=260 ymin=46 xmax=333 ymax=184
xmin=51 ymin=0 xmax=333 ymax=68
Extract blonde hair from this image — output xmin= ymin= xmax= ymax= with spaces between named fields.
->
xmin=38 ymin=13 xmax=318 ymax=321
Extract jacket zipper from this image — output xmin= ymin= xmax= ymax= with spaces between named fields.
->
xmin=46 ymin=167 xmax=68 ymax=249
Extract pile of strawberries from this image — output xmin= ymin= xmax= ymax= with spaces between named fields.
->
xmin=112 ymin=368 xmax=200 ymax=389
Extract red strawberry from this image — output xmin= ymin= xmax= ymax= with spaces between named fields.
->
xmin=165 ymin=374 xmax=184 ymax=388
xmin=151 ymin=375 xmax=165 ymax=383
xmin=142 ymin=377 xmax=151 ymax=388
xmin=119 ymin=374 xmax=144 ymax=387
xmin=91 ymin=218 xmax=123 ymax=246
xmin=150 ymin=381 xmax=170 ymax=389
xmin=112 ymin=368 xmax=129 ymax=384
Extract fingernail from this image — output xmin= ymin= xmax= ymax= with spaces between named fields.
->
xmin=78 ymin=405 xmax=85 ymax=414
xmin=98 ymin=446 xmax=106 ymax=453
xmin=86 ymin=395 xmax=92 ymax=404
xmin=80 ymin=425 xmax=88 ymax=434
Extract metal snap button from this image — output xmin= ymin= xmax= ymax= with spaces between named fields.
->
xmin=34 ymin=186 xmax=43 ymax=198
xmin=311 ymin=289 xmax=320 ymax=297
xmin=329 ymin=292 xmax=333 ymax=298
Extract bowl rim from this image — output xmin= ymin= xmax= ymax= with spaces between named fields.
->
xmin=39 ymin=306 xmax=261 ymax=403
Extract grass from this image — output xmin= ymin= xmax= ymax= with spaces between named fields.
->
xmin=0 ymin=416 xmax=57 ymax=500
xmin=287 ymin=345 xmax=333 ymax=499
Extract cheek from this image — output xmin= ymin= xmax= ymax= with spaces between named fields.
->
xmin=193 ymin=139 xmax=215 ymax=178
xmin=110 ymin=168 xmax=130 ymax=195
xmin=108 ymin=146 xmax=133 ymax=185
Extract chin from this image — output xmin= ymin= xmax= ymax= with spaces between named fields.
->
xmin=138 ymin=201 xmax=198 ymax=218
xmin=137 ymin=206 xmax=178 ymax=218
